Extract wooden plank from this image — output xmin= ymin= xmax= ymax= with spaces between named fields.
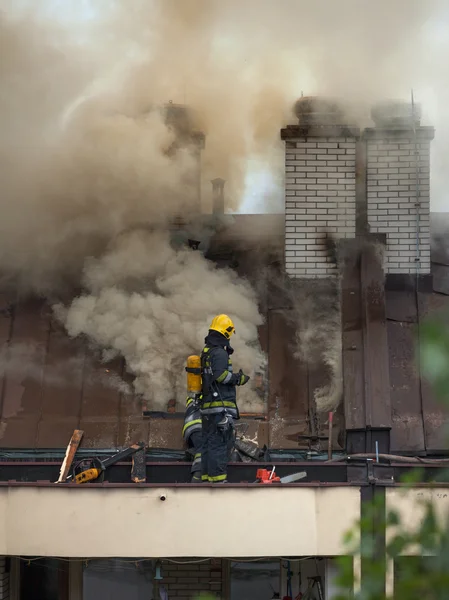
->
xmin=341 ymin=252 xmax=365 ymax=430
xmin=58 ymin=560 xmax=69 ymax=600
xmin=256 ymin=420 xmax=269 ymax=448
xmin=2 ymin=299 xmax=49 ymax=420
xmin=387 ymin=289 xmax=425 ymax=454
xmin=268 ymin=308 xmax=310 ymax=449
xmin=386 ymin=290 xmax=418 ymax=323
xmin=387 ymin=320 xmax=425 ymax=453
xmin=418 ymin=292 xmax=449 ymax=452
xmin=0 ymin=299 xmax=49 ymax=448
xmin=268 ymin=309 xmax=308 ymax=419
xmin=0 ymin=292 xmax=14 ymax=422
xmin=117 ymin=362 xmax=150 ymax=447
xmin=131 ymin=446 xmax=146 ymax=483
xmin=37 ymin=318 xmax=84 ymax=447
xmin=80 ymin=353 xmax=122 ymax=448
xmin=57 ymin=429 xmax=84 ymax=483
xmin=68 ymin=562 xmax=83 ymax=600
xmin=432 ymin=264 xmax=449 ymax=295
xmin=308 ymin=363 xmax=340 ymax=444
xmin=361 ymin=245 xmax=391 ymax=428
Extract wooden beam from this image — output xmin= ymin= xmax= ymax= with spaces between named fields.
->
xmin=68 ymin=562 xmax=83 ymax=600
xmin=9 ymin=557 xmax=21 ymax=600
xmin=418 ymin=292 xmax=449 ymax=452
xmin=387 ymin=290 xmax=425 ymax=454
xmin=360 ymin=244 xmax=391 ymax=429
xmin=56 ymin=429 xmax=84 ymax=483
xmin=131 ymin=445 xmax=146 ymax=483
xmin=341 ymin=249 xmax=365 ymax=430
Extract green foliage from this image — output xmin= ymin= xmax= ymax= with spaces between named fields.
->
xmin=334 ymin=315 xmax=449 ymax=599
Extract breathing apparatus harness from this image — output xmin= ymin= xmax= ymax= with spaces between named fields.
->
xmin=185 ymin=346 xmax=238 ymax=433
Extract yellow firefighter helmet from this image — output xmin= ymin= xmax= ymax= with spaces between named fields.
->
xmin=209 ymin=314 xmax=235 ymax=339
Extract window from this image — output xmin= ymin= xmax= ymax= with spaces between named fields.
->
xmin=20 ymin=558 xmax=67 ymax=600
xmin=230 ymin=560 xmax=281 ymax=600
xmin=83 ymin=559 xmax=153 ymax=600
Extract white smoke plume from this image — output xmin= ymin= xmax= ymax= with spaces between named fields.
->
xmin=57 ymin=229 xmax=265 ymax=411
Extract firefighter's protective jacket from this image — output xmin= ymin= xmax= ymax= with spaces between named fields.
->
xmin=200 ymin=330 xmax=239 ymax=418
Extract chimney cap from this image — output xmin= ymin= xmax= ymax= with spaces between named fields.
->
xmin=293 ymin=96 xmax=346 ymax=126
xmin=211 ymin=178 xmax=226 ymax=186
xmin=371 ymin=100 xmax=422 ymax=128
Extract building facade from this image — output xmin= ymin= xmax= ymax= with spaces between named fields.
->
xmin=0 ymin=98 xmax=448 ymax=598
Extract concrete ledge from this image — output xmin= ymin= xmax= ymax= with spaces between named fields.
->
xmin=0 ymin=486 xmax=361 ymax=558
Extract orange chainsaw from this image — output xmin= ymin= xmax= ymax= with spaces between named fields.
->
xmin=254 ymin=466 xmax=307 ymax=484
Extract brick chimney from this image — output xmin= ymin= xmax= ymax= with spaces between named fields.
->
xmin=211 ymin=178 xmax=225 ymax=215
xmin=364 ymin=100 xmax=434 ymax=275
xmin=280 ymin=97 xmax=359 ymax=278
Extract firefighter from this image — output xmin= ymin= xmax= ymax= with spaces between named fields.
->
xmin=183 ymin=395 xmax=202 ymax=483
xmin=200 ymin=314 xmax=250 ymax=483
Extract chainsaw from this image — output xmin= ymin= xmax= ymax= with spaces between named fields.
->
xmin=254 ymin=466 xmax=307 ymax=484
xmin=67 ymin=442 xmax=146 ymax=484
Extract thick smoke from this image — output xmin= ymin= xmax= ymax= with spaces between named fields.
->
xmin=57 ymin=229 xmax=265 ymax=411
xmin=0 ymin=1 xmax=447 ymax=293
xmin=0 ymin=0 xmax=447 ymax=413
xmin=250 ymin=253 xmax=343 ymax=414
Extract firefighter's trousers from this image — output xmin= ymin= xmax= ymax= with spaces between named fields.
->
xmin=188 ymin=430 xmax=202 ymax=478
xmin=201 ymin=412 xmax=234 ymax=483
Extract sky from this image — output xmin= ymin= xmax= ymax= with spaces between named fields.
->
xmin=2 ymin=0 xmax=449 ymax=213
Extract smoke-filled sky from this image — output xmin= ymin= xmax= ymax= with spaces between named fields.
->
xmin=2 ymin=0 xmax=447 ymax=410
xmin=2 ymin=0 xmax=449 ymax=216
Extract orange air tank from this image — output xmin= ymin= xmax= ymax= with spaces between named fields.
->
xmin=186 ymin=355 xmax=202 ymax=395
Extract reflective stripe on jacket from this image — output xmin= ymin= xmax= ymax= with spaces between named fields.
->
xmin=183 ymin=396 xmax=202 ymax=442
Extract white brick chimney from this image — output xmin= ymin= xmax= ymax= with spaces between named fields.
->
xmin=365 ymin=101 xmax=434 ymax=275
xmin=281 ymin=97 xmax=358 ymax=278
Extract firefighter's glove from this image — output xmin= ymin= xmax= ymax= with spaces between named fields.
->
xmin=237 ymin=370 xmax=250 ymax=386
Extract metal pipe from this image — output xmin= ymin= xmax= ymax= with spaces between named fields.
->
xmin=411 ymin=89 xmax=421 ymax=279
